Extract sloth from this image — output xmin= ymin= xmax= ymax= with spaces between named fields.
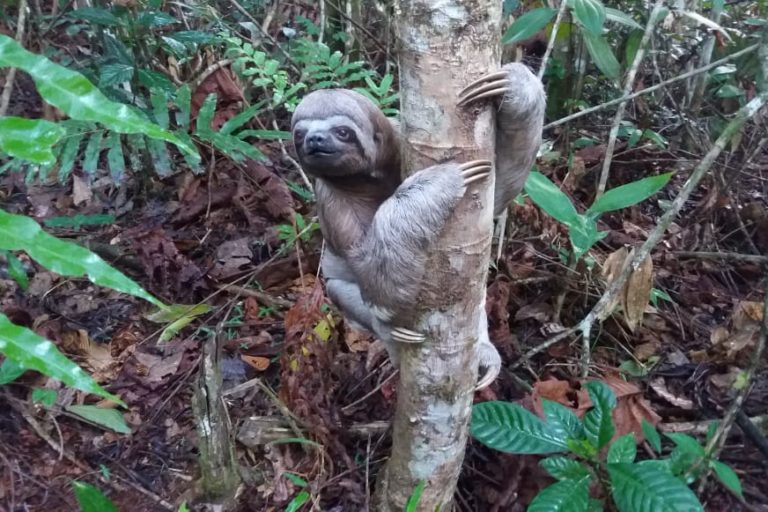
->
xmin=290 ymin=63 xmax=545 ymax=389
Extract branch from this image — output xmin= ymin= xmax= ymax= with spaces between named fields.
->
xmin=0 ymin=0 xmax=28 ymax=117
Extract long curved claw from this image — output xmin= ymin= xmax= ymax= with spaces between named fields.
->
xmin=475 ymin=341 xmax=502 ymax=390
xmin=459 ymin=160 xmax=492 ymax=187
xmin=392 ymin=327 xmax=426 ymax=344
xmin=475 ymin=364 xmax=501 ymax=390
xmin=458 ymin=70 xmax=511 ymax=107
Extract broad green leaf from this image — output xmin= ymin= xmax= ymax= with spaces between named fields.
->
xmin=471 ymin=401 xmax=569 ymax=454
xmin=711 ymin=460 xmax=743 ymax=498
xmin=705 ymin=421 xmax=718 ymax=443
xmin=583 ymin=32 xmax=621 ymax=79
xmin=146 ymin=137 xmax=172 ymax=177
xmin=607 ymin=461 xmax=704 ymax=512
xmin=624 ymin=30 xmax=643 ymax=66
xmin=583 ymin=381 xmax=616 ymax=449
xmin=0 ymin=117 xmax=64 ymax=164
xmin=569 ymin=218 xmax=606 ymax=260
xmin=605 ymin=8 xmax=643 ymax=30
xmin=0 ymin=35 xmax=198 ymax=163
xmin=150 ymin=90 xmax=170 ymax=129
xmin=136 ymin=11 xmax=177 ymax=28
xmin=67 ymin=404 xmax=131 ymax=433
xmin=0 ymin=357 xmax=26 ymax=384
xmin=282 ymin=472 xmax=309 ymax=487
xmin=0 ymin=209 xmax=164 ymax=308
xmin=664 ymin=433 xmax=705 ymax=456
xmin=587 ymin=173 xmax=672 ymax=215
xmin=571 ymin=0 xmax=606 ymax=36
xmin=44 ymin=213 xmax=115 ymax=230
xmin=502 ymin=8 xmax=557 ymax=45
xmin=3 ymin=249 xmax=28 ymax=290
xmin=137 ymin=69 xmax=176 ymax=95
xmin=642 ymin=129 xmax=667 ymax=148
xmin=69 ymin=7 xmax=120 ymax=26
xmin=540 ymin=456 xmax=591 ymax=481
xmin=167 ymin=31 xmax=218 ymax=45
xmin=641 ymin=419 xmax=661 ymax=452
xmin=58 ymin=132 xmax=86 ymax=183
xmin=716 ymin=84 xmax=745 ymax=98
xmin=528 ymin=474 xmax=590 ymax=512
xmin=237 ymin=129 xmax=291 ymax=140
xmin=405 ymin=480 xmax=426 ymax=511
xmin=285 ymin=491 xmax=310 ymax=512
xmin=99 ymin=63 xmax=134 ymax=87
xmin=175 ymin=85 xmax=191 ymax=130
xmin=32 ymin=387 xmax=57 ymax=407
xmin=105 ymin=132 xmax=126 ymax=181
xmin=219 ymin=103 xmax=263 ymax=135
xmin=72 ymin=481 xmax=119 ymax=512
xmin=607 ymin=433 xmax=637 ymax=463
xmin=195 ymin=93 xmax=217 ymax=136
xmin=0 ymin=313 xmax=124 ymax=405
xmin=542 ymin=399 xmax=584 ymax=441
xmin=524 ymin=170 xmax=580 ymax=227
xmin=82 ymin=131 xmax=104 ymax=175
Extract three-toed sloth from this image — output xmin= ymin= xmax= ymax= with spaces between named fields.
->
xmin=290 ymin=63 xmax=545 ymax=389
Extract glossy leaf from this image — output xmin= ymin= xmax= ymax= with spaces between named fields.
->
xmin=0 ymin=357 xmax=26 ymax=385
xmin=58 ymin=131 xmax=85 ymax=183
xmin=471 ymin=401 xmax=569 ymax=454
xmin=105 ymin=132 xmax=126 ymax=181
xmin=608 ymin=433 xmax=637 ymax=463
xmin=0 ymin=209 xmax=164 ymax=308
xmin=0 ymin=313 xmax=123 ymax=405
xmin=540 ymin=456 xmax=591 ymax=481
xmin=583 ymin=381 xmax=616 ymax=449
xmin=285 ymin=491 xmax=310 ymax=512
xmin=0 ymin=117 xmax=64 ymax=164
xmin=67 ymin=404 xmax=131 ymax=434
xmin=606 ymin=8 xmax=643 ymax=30
xmin=69 ymin=7 xmax=120 ymax=26
xmin=583 ymin=32 xmax=621 ymax=79
xmin=664 ymin=433 xmax=705 ymax=456
xmin=641 ymin=419 xmax=661 ymax=452
xmin=524 ymin=170 xmax=580 ymax=227
xmin=587 ymin=173 xmax=672 ymax=215
xmin=528 ymin=474 xmax=590 ymax=512
xmin=3 ymin=249 xmax=28 ymax=290
xmin=82 ymin=131 xmax=104 ymax=175
xmin=72 ymin=481 xmax=118 ymax=512
xmin=32 ymin=388 xmax=57 ymax=407
xmin=0 ymin=35 xmax=199 ymax=163
xmin=542 ymin=399 xmax=584 ymax=441
xmin=405 ymin=481 xmax=426 ymax=511
xmin=502 ymin=8 xmax=557 ymax=45
xmin=711 ymin=460 xmax=743 ymax=498
xmin=607 ymin=461 xmax=704 ymax=512
xmin=571 ymin=0 xmax=606 ymax=36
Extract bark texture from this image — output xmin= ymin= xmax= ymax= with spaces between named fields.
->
xmin=374 ymin=1 xmax=500 ymax=509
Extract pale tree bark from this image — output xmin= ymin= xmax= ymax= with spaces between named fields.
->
xmin=374 ymin=1 xmax=500 ymax=510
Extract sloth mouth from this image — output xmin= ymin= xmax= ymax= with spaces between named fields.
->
xmin=306 ymin=149 xmax=338 ymax=157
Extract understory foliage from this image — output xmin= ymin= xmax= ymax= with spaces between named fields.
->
xmin=0 ymin=0 xmax=766 ymax=510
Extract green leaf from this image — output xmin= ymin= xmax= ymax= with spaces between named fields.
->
xmin=624 ymin=30 xmax=643 ymax=66
xmin=58 ymin=132 xmax=85 ymax=183
xmin=105 ymin=132 xmax=126 ymax=182
xmin=664 ymin=433 xmax=705 ymax=456
xmin=711 ymin=460 xmax=743 ymax=498
xmin=641 ymin=419 xmax=661 ymax=452
xmin=219 ymin=103 xmax=262 ymax=135
xmin=67 ymin=404 xmax=131 ymax=434
xmin=69 ymin=7 xmax=120 ymax=26
xmin=607 ymin=461 xmax=704 ymax=512
xmin=405 ymin=480 xmax=426 ymax=511
xmin=0 ymin=35 xmax=198 ymax=163
xmin=99 ymin=63 xmax=134 ymax=87
xmin=3 ymin=249 xmax=28 ymax=290
xmin=282 ymin=472 xmax=308 ymax=488
xmin=587 ymin=173 xmax=672 ymax=215
xmin=583 ymin=32 xmax=621 ymax=79
xmin=146 ymin=137 xmax=172 ymax=177
xmin=0 ymin=209 xmax=163 ymax=308
xmin=285 ymin=491 xmax=310 ymax=512
xmin=136 ymin=10 xmax=177 ymax=28
xmin=607 ymin=433 xmax=636 ymax=463
xmin=0 ymin=117 xmax=64 ymax=164
xmin=237 ymin=129 xmax=291 ymax=140
xmin=502 ymin=8 xmax=557 ymax=45
xmin=195 ymin=93 xmax=217 ymax=136
xmin=175 ymin=84 xmax=191 ymax=130
xmin=150 ymin=90 xmax=170 ymax=129
xmin=524 ymin=170 xmax=580 ymax=227
xmin=540 ymin=456 xmax=591 ymax=481
xmin=72 ymin=481 xmax=118 ymax=512
xmin=82 ymin=131 xmax=103 ymax=175
xmin=32 ymin=387 xmax=57 ymax=407
xmin=471 ymin=401 xmax=569 ymax=454
xmin=542 ymin=399 xmax=584 ymax=441
xmin=583 ymin=381 xmax=616 ymax=450
xmin=605 ymin=8 xmax=643 ymax=30
xmin=528 ymin=475 xmax=590 ymax=512
xmin=167 ymin=31 xmax=218 ymax=45
xmin=716 ymin=83 xmax=744 ymax=98
xmin=0 ymin=314 xmax=124 ymax=405
xmin=0 ymin=357 xmax=27 ymax=384
xmin=571 ymin=0 xmax=606 ymax=36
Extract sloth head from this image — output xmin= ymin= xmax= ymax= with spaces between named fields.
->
xmin=291 ymin=89 xmax=399 ymax=182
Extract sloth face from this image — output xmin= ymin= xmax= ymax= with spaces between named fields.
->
xmin=292 ymin=117 xmax=373 ymax=178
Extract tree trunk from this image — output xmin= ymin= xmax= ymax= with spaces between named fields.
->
xmin=374 ymin=1 xmax=500 ymax=510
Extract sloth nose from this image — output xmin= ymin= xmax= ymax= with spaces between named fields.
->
xmin=306 ymin=133 xmax=330 ymax=152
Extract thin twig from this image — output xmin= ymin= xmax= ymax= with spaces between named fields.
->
xmin=577 ymin=92 xmax=767 ymax=376
xmin=543 ymin=43 xmax=760 ymax=130
xmin=0 ymin=0 xmax=28 ymax=117
xmin=509 ymin=326 xmax=578 ymax=370
xmin=596 ymin=0 xmax=665 ymax=199
xmin=537 ymin=0 xmax=569 ymax=81
xmin=673 ymin=251 xmax=768 ymax=265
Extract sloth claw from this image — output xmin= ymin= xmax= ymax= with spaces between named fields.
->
xmin=459 ymin=159 xmax=492 ymax=187
xmin=458 ymin=70 xmax=511 ymax=106
xmin=392 ymin=327 xmax=426 ymax=344
xmin=475 ymin=342 xmax=502 ymax=390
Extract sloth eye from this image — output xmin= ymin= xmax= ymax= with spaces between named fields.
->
xmin=335 ymin=127 xmax=351 ymax=140
xmin=293 ymin=129 xmax=306 ymax=141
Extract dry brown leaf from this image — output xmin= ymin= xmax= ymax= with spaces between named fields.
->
xmin=242 ymin=355 xmax=270 ymax=371
xmin=633 ymin=341 xmax=660 ymax=361
xmin=623 ymin=249 xmax=654 ymax=332
xmin=648 ymin=377 xmax=694 ymax=410
xmin=530 ymin=378 xmax=577 ymax=417
xmin=344 ymin=327 xmax=372 ymax=353
xmin=601 ymin=247 xmax=629 ymax=318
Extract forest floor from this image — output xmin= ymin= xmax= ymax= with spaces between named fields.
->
xmin=1 ymin=37 xmax=768 ymax=512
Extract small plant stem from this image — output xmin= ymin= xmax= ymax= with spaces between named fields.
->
xmin=537 ymin=0 xmax=569 ymax=81
xmin=578 ymin=92 xmax=767 ymax=377
xmin=688 ymin=0 xmax=724 ymax=112
xmin=544 ymin=43 xmax=760 ymax=130
xmin=0 ymin=0 xmax=28 ymax=117
xmin=596 ymin=0 xmax=665 ymax=199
